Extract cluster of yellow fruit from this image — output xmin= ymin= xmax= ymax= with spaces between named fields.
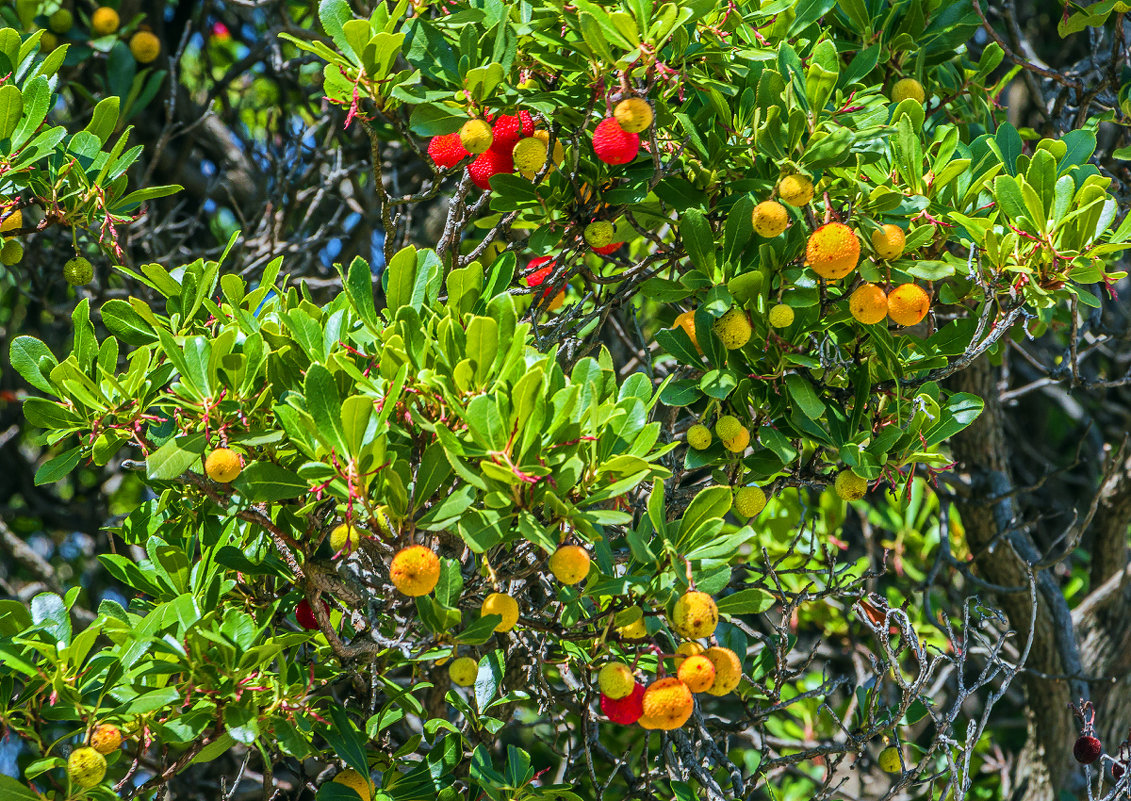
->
xmin=65 ymin=724 xmax=122 ymax=790
xmin=597 ymin=591 xmax=742 ymax=730
xmin=38 ymin=6 xmax=161 ymax=64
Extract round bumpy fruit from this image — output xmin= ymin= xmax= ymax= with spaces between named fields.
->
xmin=673 ymin=641 xmax=705 ymax=667
xmin=751 ymin=200 xmax=789 ymax=237
xmin=64 ymin=257 xmax=93 ymax=286
xmin=295 ymin=598 xmax=331 ymax=631
xmin=532 ymin=130 xmax=564 ymax=167
xmin=583 ymin=220 xmax=614 ymax=249
xmin=48 ymin=9 xmax=74 ymax=33
xmin=728 ymin=269 xmax=764 ymax=302
xmin=671 ymin=591 xmax=718 ymax=639
xmin=1074 ymin=735 xmax=1102 ymax=765
xmin=733 ymin=486 xmax=766 ymax=518
xmin=548 ymin=545 xmax=590 ymax=584
xmin=91 ymin=7 xmax=119 ymax=35
xmin=333 ymin=768 xmax=372 ymax=801
xmin=850 ymin=283 xmax=889 ymax=325
xmin=68 ymin=747 xmax=107 ymax=789
xmin=428 ymin=133 xmax=469 ymax=169
xmin=1 ymin=239 xmax=22 ymax=265
xmin=768 ymin=303 xmax=794 ymax=329
xmin=489 ymin=112 xmax=534 ymax=153
xmin=713 ymin=308 xmax=752 ymax=349
xmin=598 ymin=662 xmax=635 ymax=700
xmin=330 ymin=524 xmax=360 ymax=554
xmin=878 ymin=745 xmax=904 ymax=773
xmin=673 ymin=310 xmax=700 ymax=352
xmin=871 ymin=224 xmax=906 ymax=260
xmin=723 ymin=427 xmax=750 ymax=453
xmin=448 ymin=656 xmax=479 ymax=687
xmin=592 ymin=117 xmax=640 ymax=165
xmin=887 ymin=283 xmax=930 ymax=327
xmin=641 ymin=678 xmax=694 ymax=730
xmin=715 ymin=415 xmax=742 ymax=441
xmin=614 ymin=606 xmax=647 ymax=639
xmin=703 ymin=646 xmax=742 ymax=695
xmin=130 ymin=31 xmax=161 ymax=63
xmin=614 ymin=97 xmax=653 ymax=133
xmin=1 ymin=208 xmax=22 ymax=235
xmin=891 ymin=78 xmax=926 ymax=104
xmin=777 ymin=174 xmax=814 ymax=207
xmin=467 ymin=148 xmax=513 ymax=190
xmin=592 ymin=241 xmax=623 ymax=255
xmin=834 ymin=470 xmax=868 ymax=501
xmin=806 ymin=222 xmax=861 ymax=280
xmin=687 ymin=424 xmax=712 ymax=450
xmin=204 ymin=448 xmax=241 ymax=483
xmin=677 ymin=654 xmax=717 ymax=693
xmin=459 ymin=119 xmax=494 ymax=154
xmin=390 ymin=545 xmax=441 ymax=596
xmin=512 ymin=136 xmax=548 ymax=177
xmin=90 ymin=724 xmax=122 ymax=755
xmin=481 ymin=592 xmax=520 ymax=632
xmin=600 ymin=682 xmax=644 ymax=725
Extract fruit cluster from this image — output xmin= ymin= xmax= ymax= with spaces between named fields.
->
xmin=38 ymin=6 xmax=162 ymax=64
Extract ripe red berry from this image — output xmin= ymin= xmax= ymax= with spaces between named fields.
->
xmin=592 ymin=117 xmax=639 ymax=165
xmin=468 ymin=149 xmax=514 ymax=190
xmin=490 ymin=111 xmax=535 ymax=153
xmin=295 ymin=598 xmax=331 ymax=631
xmin=591 ymin=242 xmax=623 ymax=255
xmin=1074 ymin=735 xmax=1102 ymax=764
xmin=524 ymin=257 xmax=559 ymax=300
xmin=427 ymin=133 xmax=469 ymax=169
xmin=600 ymin=682 xmax=644 ymax=725
xmin=1113 ymin=762 xmax=1125 ymax=779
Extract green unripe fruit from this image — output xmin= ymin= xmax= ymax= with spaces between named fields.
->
xmin=878 ymin=745 xmax=904 ymax=773
xmin=733 ymin=486 xmax=766 ymax=518
xmin=48 ymin=9 xmax=73 ymax=33
xmin=834 ymin=470 xmax=868 ymax=501
xmin=1 ymin=239 xmax=22 ymax=265
xmin=598 ymin=662 xmax=635 ymax=699
xmin=512 ymin=136 xmax=548 ymax=177
xmin=687 ymin=424 xmax=712 ymax=450
xmin=768 ymin=303 xmax=794 ymax=329
xmin=712 ymin=308 xmax=752 ymax=349
xmin=583 ymin=220 xmax=614 ymax=249
xmin=68 ymin=747 xmax=107 ymax=789
xmin=448 ymin=656 xmax=479 ymax=687
xmin=715 ymin=415 xmax=741 ymax=441
xmin=330 ymin=524 xmax=360 ymax=553
xmin=891 ymin=78 xmax=925 ymax=105
xmin=727 ymin=270 xmax=764 ymax=303
xmin=63 ymin=257 xmax=93 ymax=286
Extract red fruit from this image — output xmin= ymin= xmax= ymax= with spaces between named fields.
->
xmin=591 ymin=242 xmax=623 ymax=255
xmin=1074 ymin=735 xmax=1102 ymax=764
xmin=468 ymin=149 xmax=514 ymax=190
xmin=428 ymin=133 xmax=469 ymax=169
xmin=592 ymin=117 xmax=639 ymax=165
xmin=490 ymin=111 xmax=534 ymax=153
xmin=295 ymin=598 xmax=330 ymax=631
xmin=600 ymin=682 xmax=644 ymax=725
xmin=1113 ymin=762 xmax=1125 ymax=779
xmin=524 ymin=257 xmax=557 ymax=298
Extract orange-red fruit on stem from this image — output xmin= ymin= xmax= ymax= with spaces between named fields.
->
xmin=641 ymin=677 xmax=694 ymax=730
xmin=806 ymin=222 xmax=861 ymax=280
xmin=490 ymin=111 xmax=535 ymax=153
xmin=468 ymin=149 xmax=514 ymax=190
xmin=428 ymin=133 xmax=469 ymax=169
xmin=600 ymin=682 xmax=644 ymax=724
xmin=90 ymin=724 xmax=122 ymax=755
xmin=887 ymin=283 xmax=930 ymax=327
xmin=389 ymin=545 xmax=441 ymax=596
xmin=849 ymin=283 xmax=889 ymax=325
xmin=677 ymin=654 xmax=717 ymax=693
xmin=592 ymin=117 xmax=640 ymax=165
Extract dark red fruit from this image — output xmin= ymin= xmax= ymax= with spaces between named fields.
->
xmin=600 ymin=682 xmax=644 ymax=725
xmin=1074 ymin=735 xmax=1102 ymax=765
xmin=591 ymin=242 xmax=623 ymax=255
xmin=489 ymin=111 xmax=534 ymax=153
xmin=1113 ymin=762 xmax=1125 ymax=779
xmin=295 ymin=598 xmax=331 ymax=631
xmin=467 ymin=149 xmax=514 ymax=190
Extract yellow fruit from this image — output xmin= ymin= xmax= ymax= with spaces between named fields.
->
xmin=68 ymin=747 xmax=106 ymax=789
xmin=834 ymin=470 xmax=868 ymax=501
xmin=330 ymin=524 xmax=360 ymax=554
xmin=598 ymin=662 xmax=635 ymax=699
xmin=733 ymin=486 xmax=766 ymax=518
xmin=871 ymin=224 xmax=906 ymax=260
xmin=677 ymin=654 xmax=717 ymax=693
xmin=722 ymin=427 xmax=750 ymax=453
xmin=850 ymin=283 xmax=888 ymax=325
xmin=583 ymin=220 xmax=614 ymax=249
xmin=887 ymin=283 xmax=930 ymax=327
xmin=448 ymin=656 xmax=479 ymax=687
xmin=548 ymin=545 xmax=590 ymax=584
xmin=673 ymin=641 xmax=705 ymax=667
xmin=513 ymin=136 xmax=548 ymax=178
xmin=614 ymin=606 xmax=647 ymax=639
xmin=712 ymin=308 xmax=752 ymax=349
xmin=64 ymin=257 xmax=93 ymax=286
xmin=891 ymin=78 xmax=926 ymax=105
xmin=532 ymin=129 xmax=564 ymax=167
xmin=204 ymin=448 xmax=242 ymax=483
xmin=130 ymin=31 xmax=161 ymax=64
xmin=90 ymin=724 xmax=122 ymax=755
xmin=638 ymin=711 xmax=662 ymax=730
xmin=673 ymin=310 xmax=700 ymax=352
xmin=641 ymin=677 xmax=694 ymax=730
xmin=546 ymin=289 xmax=566 ymax=312
xmin=715 ymin=415 xmax=741 ymax=441
xmin=373 ymin=505 xmax=397 ymax=537
xmin=703 ymin=646 xmax=742 ymax=695
xmin=806 ymin=222 xmax=860 ymax=281
xmin=48 ymin=9 xmax=73 ymax=33
xmin=671 ymin=591 xmax=718 ymax=639
xmin=460 ymin=119 xmax=493 ymax=154
xmin=481 ymin=592 xmax=520 ymax=632
xmin=1 ymin=208 xmax=22 ymax=235
xmin=777 ymin=174 xmax=814 ymax=207
xmin=389 ymin=545 xmax=441 ymax=596
xmin=90 ymin=7 xmax=119 ymax=36
xmin=614 ymin=97 xmax=653 ymax=133
xmin=687 ymin=424 xmax=712 ymax=450
xmin=751 ymin=200 xmax=789 ymax=237
xmin=768 ymin=303 xmax=794 ymax=329
xmin=333 ymin=768 xmax=372 ymax=801
xmin=878 ymin=744 xmax=905 ymax=773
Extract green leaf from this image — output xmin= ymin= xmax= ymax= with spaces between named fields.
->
xmin=83 ymin=95 xmax=119 ymax=145
xmin=10 ymin=335 xmax=57 ymax=394
xmin=34 ymin=446 xmax=82 ymax=485
xmin=0 ymin=774 xmax=45 ymax=800
xmin=30 ymin=592 xmax=70 ymax=645
xmin=101 ymin=298 xmax=160 ymax=345
xmin=0 ymin=84 xmax=22 ymax=139
xmin=232 ymin=462 xmax=308 ymax=501
xmin=716 ymin=588 xmax=774 ymax=615
xmin=784 ymin=373 xmax=825 ymax=419
xmin=305 ymin=364 xmax=347 ymax=454
xmin=146 ymin=432 xmax=206 ymax=481
xmin=680 ymin=209 xmax=718 ymax=280
xmin=677 ymin=485 xmax=733 ymax=548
